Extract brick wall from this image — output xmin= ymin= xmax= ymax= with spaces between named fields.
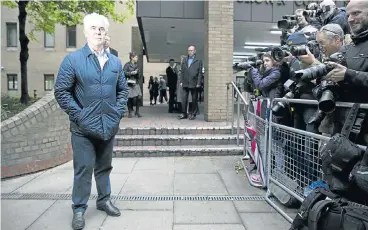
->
xmin=204 ymin=1 xmax=234 ymax=121
xmin=1 ymin=92 xmax=72 ymax=179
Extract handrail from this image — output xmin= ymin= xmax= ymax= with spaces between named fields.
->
xmin=226 ymin=81 xmax=249 ymax=146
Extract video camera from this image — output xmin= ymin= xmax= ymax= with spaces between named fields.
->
xmin=277 ymin=15 xmax=297 ymax=30
xmin=233 ymin=59 xmax=263 ymax=72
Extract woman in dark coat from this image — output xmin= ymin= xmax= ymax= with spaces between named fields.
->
xmin=123 ymin=52 xmax=142 ymax=118
xmin=148 ymin=76 xmax=154 ymax=105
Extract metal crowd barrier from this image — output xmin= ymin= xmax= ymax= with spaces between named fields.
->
xmin=265 ymin=98 xmax=368 ymax=223
xmin=242 ymin=97 xmax=270 ymax=188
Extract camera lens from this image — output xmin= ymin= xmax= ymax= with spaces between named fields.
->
xmin=290 ymin=45 xmax=307 ymax=57
xmin=272 ymin=47 xmax=287 ymax=62
xmin=319 ymin=90 xmax=336 ymax=113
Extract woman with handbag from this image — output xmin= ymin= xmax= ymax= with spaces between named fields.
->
xmin=123 ymin=52 xmax=142 ymax=118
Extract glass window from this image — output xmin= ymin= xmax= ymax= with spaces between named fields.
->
xmin=44 ymin=32 xmax=55 ymax=48
xmin=66 ymin=25 xmax=76 ymax=48
xmin=7 ymin=74 xmax=18 ymax=90
xmin=44 ymin=74 xmax=55 ymax=91
xmin=6 ymin=23 xmax=17 ymax=47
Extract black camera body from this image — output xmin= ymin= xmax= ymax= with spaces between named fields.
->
xmin=277 ymin=15 xmax=297 ymax=30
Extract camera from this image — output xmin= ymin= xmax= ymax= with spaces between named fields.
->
xmin=303 ymin=9 xmax=323 ymax=18
xmin=271 ymin=40 xmax=320 ymax=62
xmin=312 ymin=80 xmax=340 ymax=113
xmin=277 ymin=15 xmax=297 ymax=30
xmin=272 ymin=79 xmax=307 ymax=117
xmin=233 ymin=60 xmax=263 ymax=71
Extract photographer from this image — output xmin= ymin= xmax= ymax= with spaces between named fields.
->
xmin=319 ymin=0 xmax=349 ymax=34
xmin=324 ymin=0 xmax=368 ymax=144
xmin=248 ymin=53 xmax=283 ymax=102
xmin=295 ymin=9 xmax=310 ymax=32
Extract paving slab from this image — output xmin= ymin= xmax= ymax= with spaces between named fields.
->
xmin=111 ymin=158 xmax=138 ymax=174
xmin=115 ymin=200 xmax=173 ymax=211
xmin=132 ymin=157 xmax=175 ymax=171
xmin=1 ymin=200 xmax=55 ymax=230
xmin=174 ymin=156 xmax=217 ymax=173
xmin=1 ymin=171 xmax=44 ymax=193
xmin=174 ymin=201 xmax=241 ymax=224
xmin=174 ymin=174 xmax=228 ymax=196
xmin=119 ymin=171 xmax=174 ymax=195
xmin=240 ymin=213 xmax=290 ymax=230
xmin=101 ymin=211 xmax=173 ymax=230
xmin=174 ymin=224 xmax=246 ymax=230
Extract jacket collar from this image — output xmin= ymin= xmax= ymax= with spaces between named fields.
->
xmin=82 ymin=43 xmax=113 ymax=59
xmin=351 ymin=30 xmax=368 ymax=45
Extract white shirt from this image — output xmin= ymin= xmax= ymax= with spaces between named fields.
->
xmin=89 ymin=45 xmax=109 ymax=70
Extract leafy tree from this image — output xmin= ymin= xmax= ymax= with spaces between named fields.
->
xmin=2 ymin=0 xmax=135 ymax=104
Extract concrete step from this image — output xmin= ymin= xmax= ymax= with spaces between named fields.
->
xmin=117 ymin=127 xmax=243 ymax=135
xmin=115 ymin=134 xmax=244 ymax=146
xmin=113 ymin=145 xmax=244 ymax=157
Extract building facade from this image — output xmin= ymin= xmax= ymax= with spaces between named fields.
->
xmin=1 ymin=2 xmax=167 ymax=101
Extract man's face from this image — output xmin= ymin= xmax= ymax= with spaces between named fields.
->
xmin=316 ymin=31 xmax=342 ymax=57
xmin=188 ymin=47 xmax=195 ymax=57
xmin=85 ymin=19 xmax=106 ymax=47
xmin=169 ymin=61 xmax=174 ymax=67
xmin=104 ymin=36 xmax=110 ymax=48
xmin=296 ymin=11 xmax=307 ymax=25
xmin=347 ymin=1 xmax=368 ymax=35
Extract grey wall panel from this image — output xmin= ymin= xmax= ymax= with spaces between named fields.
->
xmin=234 ymin=3 xmax=251 ymax=21
xmin=184 ymin=1 xmax=204 ymax=19
xmin=251 ymin=3 xmax=273 ymax=22
xmin=273 ymin=1 xmax=294 ymax=22
xmin=161 ymin=1 xmax=184 ymax=18
xmin=137 ymin=1 xmax=161 ymax=17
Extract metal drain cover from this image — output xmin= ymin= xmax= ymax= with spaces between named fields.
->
xmin=1 ymin=193 xmax=265 ymax=201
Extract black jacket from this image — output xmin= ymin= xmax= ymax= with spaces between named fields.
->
xmin=123 ymin=61 xmax=139 ymax=82
xmin=166 ymin=66 xmax=178 ymax=89
xmin=109 ymin=47 xmax=118 ymax=57
xmin=180 ymin=55 xmax=203 ymax=88
xmin=339 ymin=30 xmax=368 ymax=103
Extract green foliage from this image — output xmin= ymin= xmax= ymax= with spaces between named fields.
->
xmin=1 ymin=94 xmax=40 ymax=121
xmin=1 ymin=0 xmax=135 ymax=40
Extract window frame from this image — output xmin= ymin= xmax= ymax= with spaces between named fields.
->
xmin=66 ymin=25 xmax=77 ymax=48
xmin=44 ymin=32 xmax=55 ymax=48
xmin=44 ymin=74 xmax=55 ymax=91
xmin=7 ymin=74 xmax=18 ymax=91
xmin=6 ymin=22 xmax=17 ymax=48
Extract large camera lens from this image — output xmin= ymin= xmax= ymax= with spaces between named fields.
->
xmin=277 ymin=19 xmax=296 ymax=30
xmin=271 ymin=47 xmax=287 ymax=62
xmin=294 ymin=64 xmax=329 ymax=81
xmin=290 ymin=45 xmax=308 ymax=57
xmin=319 ymin=90 xmax=336 ymax=113
xmin=271 ymin=92 xmax=294 ymax=117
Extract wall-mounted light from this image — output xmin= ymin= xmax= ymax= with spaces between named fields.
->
xmin=243 ymin=45 xmax=267 ymax=49
xmin=244 ymin=42 xmax=280 ymax=46
xmin=270 ymin=30 xmax=282 ymax=35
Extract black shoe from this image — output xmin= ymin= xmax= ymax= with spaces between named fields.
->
xmin=97 ymin=200 xmax=121 ymax=217
xmin=72 ymin=212 xmax=85 ymax=230
xmin=178 ymin=114 xmax=188 ymax=120
xmin=135 ymin=112 xmax=142 ymax=118
xmin=189 ymin=114 xmax=196 ymax=120
xmin=128 ymin=112 xmax=133 ymax=118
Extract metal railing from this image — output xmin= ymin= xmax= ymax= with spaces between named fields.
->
xmin=226 ymin=82 xmax=249 ymax=146
xmin=265 ymin=98 xmax=368 ymax=223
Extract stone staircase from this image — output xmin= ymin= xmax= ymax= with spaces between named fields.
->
xmin=113 ymin=127 xmax=244 ymax=157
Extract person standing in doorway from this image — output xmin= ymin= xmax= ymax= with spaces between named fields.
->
xmin=54 ymin=13 xmax=127 ymax=230
xmin=166 ymin=59 xmax=178 ymax=113
xmin=123 ymin=52 xmax=142 ymax=118
xmin=159 ymin=76 xmax=168 ymax=103
xmin=179 ymin=45 xmax=203 ymax=120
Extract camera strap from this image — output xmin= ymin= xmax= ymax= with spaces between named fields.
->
xmin=341 ymin=103 xmax=360 ymax=137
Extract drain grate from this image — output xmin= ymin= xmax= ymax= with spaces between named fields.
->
xmin=1 ymin=193 xmax=265 ymax=201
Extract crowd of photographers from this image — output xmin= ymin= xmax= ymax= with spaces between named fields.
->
xmin=234 ymin=0 xmax=368 ymax=226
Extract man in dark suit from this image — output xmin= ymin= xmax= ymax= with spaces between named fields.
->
xmin=166 ymin=59 xmax=178 ymax=113
xmin=178 ymin=46 xmax=203 ymax=120
xmin=104 ymin=35 xmax=118 ymax=57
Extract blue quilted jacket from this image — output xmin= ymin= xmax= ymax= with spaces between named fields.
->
xmin=54 ymin=44 xmax=128 ymax=140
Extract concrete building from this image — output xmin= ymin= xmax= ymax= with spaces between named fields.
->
xmin=1 ymin=1 xmax=167 ymax=102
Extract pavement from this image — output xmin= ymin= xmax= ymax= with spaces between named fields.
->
xmin=1 ymin=156 xmax=295 ymax=230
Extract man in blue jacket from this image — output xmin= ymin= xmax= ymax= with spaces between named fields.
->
xmin=54 ymin=13 xmax=128 ymax=230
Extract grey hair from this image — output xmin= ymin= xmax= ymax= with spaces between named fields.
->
xmin=83 ymin=13 xmax=110 ymax=32
xmin=319 ymin=23 xmax=344 ymax=42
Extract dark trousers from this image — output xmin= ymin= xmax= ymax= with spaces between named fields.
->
xmin=182 ymin=87 xmax=198 ymax=115
xmin=168 ymin=87 xmax=177 ymax=112
xmin=159 ymin=89 xmax=167 ymax=103
xmin=128 ymin=97 xmax=140 ymax=113
xmin=71 ymin=133 xmax=115 ymax=213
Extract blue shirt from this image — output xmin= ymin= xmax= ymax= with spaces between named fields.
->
xmin=187 ymin=55 xmax=195 ymax=67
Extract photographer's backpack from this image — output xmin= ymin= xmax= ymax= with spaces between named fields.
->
xmin=289 ymin=187 xmax=368 ymax=230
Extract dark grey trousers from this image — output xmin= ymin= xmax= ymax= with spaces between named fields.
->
xmin=71 ymin=133 xmax=115 ymax=213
